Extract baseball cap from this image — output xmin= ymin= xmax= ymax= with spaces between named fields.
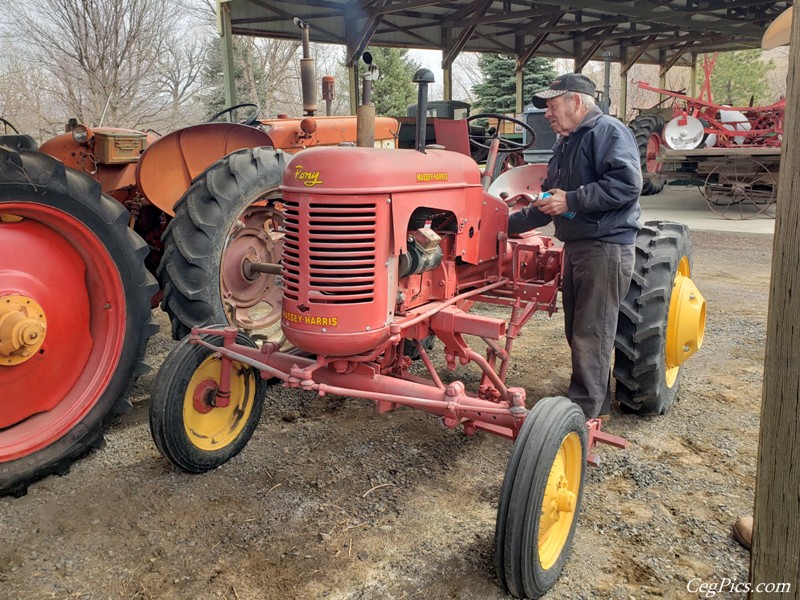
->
xmin=531 ymin=73 xmax=596 ymax=108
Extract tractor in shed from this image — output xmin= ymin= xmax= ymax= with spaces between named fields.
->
xmin=148 ymin=69 xmax=707 ymax=598
xmin=0 ymin=19 xmax=398 ymax=497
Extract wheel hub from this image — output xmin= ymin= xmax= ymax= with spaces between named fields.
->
xmin=0 ymin=295 xmax=47 ymax=366
xmin=192 ymin=378 xmax=219 ymax=414
xmin=666 ymin=260 xmax=706 ymax=375
xmin=555 ymin=482 xmax=577 ymax=514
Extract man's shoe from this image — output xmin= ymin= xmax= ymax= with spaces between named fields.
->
xmin=732 ymin=516 xmax=753 ymax=551
xmin=598 ymin=413 xmax=611 ymax=423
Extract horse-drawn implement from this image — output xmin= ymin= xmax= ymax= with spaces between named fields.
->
xmin=632 ymin=54 xmax=783 ymax=219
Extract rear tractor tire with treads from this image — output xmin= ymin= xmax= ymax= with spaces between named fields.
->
xmin=159 ymin=147 xmax=286 ymax=341
xmin=614 ymin=221 xmax=706 ymax=415
xmin=0 ymin=146 xmax=158 ymax=497
xmin=628 ymin=114 xmax=665 ymax=196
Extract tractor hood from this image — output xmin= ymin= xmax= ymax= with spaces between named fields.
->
xmin=281 ymin=146 xmax=481 ymax=195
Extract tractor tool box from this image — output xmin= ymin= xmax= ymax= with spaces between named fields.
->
xmin=94 ymin=131 xmax=147 ymax=163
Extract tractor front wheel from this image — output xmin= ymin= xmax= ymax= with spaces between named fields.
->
xmin=0 ymin=147 xmax=157 ymax=497
xmin=495 ymin=396 xmax=587 ymax=599
xmin=149 ymin=330 xmax=266 ymax=473
xmin=159 ymin=147 xmax=286 ymax=342
xmin=614 ymin=221 xmax=706 ymax=415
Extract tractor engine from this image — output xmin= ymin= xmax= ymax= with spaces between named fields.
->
xmin=279 ymin=146 xmax=508 ymax=357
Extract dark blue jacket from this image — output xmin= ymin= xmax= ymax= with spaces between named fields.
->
xmin=508 ymin=106 xmax=642 ymax=244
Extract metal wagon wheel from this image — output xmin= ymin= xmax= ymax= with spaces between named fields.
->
xmin=703 ymin=158 xmax=776 ymax=220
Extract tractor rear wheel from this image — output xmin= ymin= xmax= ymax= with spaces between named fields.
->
xmin=0 ymin=147 xmax=157 ymax=497
xmin=149 ymin=330 xmax=266 ymax=473
xmin=495 ymin=396 xmax=587 ymax=599
xmin=614 ymin=221 xmax=706 ymax=415
xmin=159 ymin=147 xmax=286 ymax=341
xmin=629 ymin=114 xmax=666 ymax=196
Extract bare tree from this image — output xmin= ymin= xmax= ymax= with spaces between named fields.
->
xmin=1 ymin=63 xmax=60 ymax=142
xmin=237 ymin=37 xmax=301 ymax=117
xmin=12 ymin=0 xmax=206 ymax=130
xmin=154 ymin=33 xmax=207 ymax=128
xmin=453 ymin=53 xmax=481 ymax=104
xmin=312 ymin=43 xmax=352 ymax=116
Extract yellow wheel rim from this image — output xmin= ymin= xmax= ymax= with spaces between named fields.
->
xmin=665 ymin=256 xmax=706 ymax=388
xmin=538 ymin=431 xmax=582 ymax=570
xmin=182 ymin=354 xmax=256 ymax=451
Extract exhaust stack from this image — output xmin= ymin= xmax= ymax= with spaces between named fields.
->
xmin=293 ymin=17 xmax=318 ymax=116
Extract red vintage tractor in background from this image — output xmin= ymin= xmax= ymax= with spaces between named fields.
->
xmin=0 ymin=19 xmax=398 ymax=497
xmin=148 ymin=70 xmax=707 ymax=598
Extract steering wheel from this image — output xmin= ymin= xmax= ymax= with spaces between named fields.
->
xmin=207 ymin=103 xmax=260 ymax=126
xmin=466 ymin=113 xmax=535 ymax=151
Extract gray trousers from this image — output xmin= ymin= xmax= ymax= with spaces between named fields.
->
xmin=562 ymin=239 xmax=635 ymax=419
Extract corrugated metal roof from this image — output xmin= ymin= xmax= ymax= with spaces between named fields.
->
xmin=224 ymin=0 xmax=791 ymax=70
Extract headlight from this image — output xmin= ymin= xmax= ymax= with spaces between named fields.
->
xmin=72 ymin=124 xmax=90 ymax=144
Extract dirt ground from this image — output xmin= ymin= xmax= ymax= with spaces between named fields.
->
xmin=0 ymin=228 xmax=772 ymax=600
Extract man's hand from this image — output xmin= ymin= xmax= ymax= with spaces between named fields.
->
xmin=533 ymin=188 xmax=570 ymax=216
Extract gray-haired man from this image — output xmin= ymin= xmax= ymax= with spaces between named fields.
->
xmin=509 ymin=73 xmax=643 ymax=419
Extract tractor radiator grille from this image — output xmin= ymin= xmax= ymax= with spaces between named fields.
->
xmin=282 ymin=200 xmax=377 ymax=304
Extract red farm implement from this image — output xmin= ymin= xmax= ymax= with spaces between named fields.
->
xmin=631 ymin=53 xmax=783 ymax=219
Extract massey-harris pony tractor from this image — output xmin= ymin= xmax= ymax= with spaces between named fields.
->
xmin=149 ymin=71 xmax=706 ymax=598
xmin=0 ymin=19 xmax=397 ymax=497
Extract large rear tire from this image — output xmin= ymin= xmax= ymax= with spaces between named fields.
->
xmin=159 ymin=147 xmax=286 ymax=341
xmin=0 ymin=147 xmax=157 ymax=497
xmin=495 ymin=396 xmax=587 ymax=599
xmin=614 ymin=221 xmax=706 ymax=415
xmin=149 ymin=331 xmax=266 ymax=473
xmin=629 ymin=114 xmax=665 ymax=196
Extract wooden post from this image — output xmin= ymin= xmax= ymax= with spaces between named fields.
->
xmin=751 ymin=7 xmax=800 ymax=596
xmin=217 ymin=0 xmax=237 ymax=111
xmin=443 ymin=64 xmax=452 ymax=102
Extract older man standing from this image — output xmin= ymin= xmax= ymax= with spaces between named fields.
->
xmin=508 ymin=73 xmax=643 ymax=420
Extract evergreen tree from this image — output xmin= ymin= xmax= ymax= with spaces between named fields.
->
xmin=365 ymin=47 xmax=420 ymax=116
xmin=197 ymin=38 xmax=249 ymax=119
xmin=699 ymin=50 xmax=775 ymax=106
xmin=473 ymin=54 xmax=557 ymax=113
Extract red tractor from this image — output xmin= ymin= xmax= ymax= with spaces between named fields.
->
xmin=0 ymin=20 xmax=398 ymax=497
xmin=148 ymin=71 xmax=706 ymax=598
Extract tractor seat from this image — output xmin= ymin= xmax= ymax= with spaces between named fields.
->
xmin=432 ymin=118 xmax=471 ymax=157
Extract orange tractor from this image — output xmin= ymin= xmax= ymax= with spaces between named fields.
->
xmin=148 ymin=70 xmax=706 ymax=598
xmin=0 ymin=20 xmax=398 ymax=496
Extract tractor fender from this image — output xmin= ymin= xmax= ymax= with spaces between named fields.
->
xmin=135 ymin=122 xmax=273 ymax=215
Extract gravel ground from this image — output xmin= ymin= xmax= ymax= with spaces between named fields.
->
xmin=0 ymin=228 xmax=770 ymax=600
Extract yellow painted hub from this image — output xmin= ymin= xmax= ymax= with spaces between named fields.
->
xmin=665 ymin=257 xmax=706 ymax=387
xmin=183 ymin=354 xmax=257 ymax=451
xmin=538 ymin=431 xmax=582 ymax=570
xmin=0 ymin=295 xmax=47 ymax=366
